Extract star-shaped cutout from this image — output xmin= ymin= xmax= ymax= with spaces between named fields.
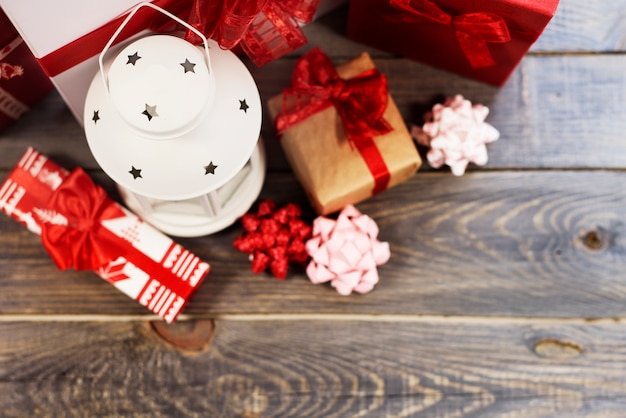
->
xmin=204 ymin=162 xmax=218 ymax=175
xmin=129 ymin=166 xmax=142 ymax=179
xmin=239 ymin=99 xmax=249 ymax=113
xmin=127 ymin=52 xmax=141 ymax=65
xmin=92 ymin=110 xmax=100 ymax=124
xmin=180 ymin=58 xmax=196 ymax=73
xmin=142 ymin=104 xmax=158 ymax=121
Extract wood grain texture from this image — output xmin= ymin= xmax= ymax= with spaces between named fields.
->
xmin=531 ymin=0 xmax=626 ymax=52
xmin=1 ymin=3 xmax=626 ymax=417
xmin=3 ymin=170 xmax=626 ymax=318
xmin=2 ymin=319 xmax=626 ymax=417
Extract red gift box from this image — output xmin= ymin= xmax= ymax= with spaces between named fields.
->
xmin=346 ymin=0 xmax=559 ymax=86
xmin=0 ymin=9 xmax=53 ymax=130
xmin=0 ymin=148 xmax=210 ymax=322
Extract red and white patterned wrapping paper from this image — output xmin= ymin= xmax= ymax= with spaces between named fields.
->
xmin=0 ymin=148 xmax=210 ymax=322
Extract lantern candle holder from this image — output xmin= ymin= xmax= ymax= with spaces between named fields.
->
xmin=83 ymin=3 xmax=265 ymax=237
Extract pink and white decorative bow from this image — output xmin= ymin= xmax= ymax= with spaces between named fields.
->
xmin=411 ymin=94 xmax=500 ymax=176
xmin=305 ymin=205 xmax=390 ymax=295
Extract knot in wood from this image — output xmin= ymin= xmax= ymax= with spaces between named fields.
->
xmin=583 ymin=230 xmax=605 ymax=251
xmin=533 ymin=338 xmax=583 ymax=359
xmin=150 ymin=319 xmax=215 ymax=352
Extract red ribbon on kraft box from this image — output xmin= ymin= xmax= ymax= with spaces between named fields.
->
xmin=0 ymin=147 xmax=210 ymax=322
xmin=275 ymin=47 xmax=393 ymax=195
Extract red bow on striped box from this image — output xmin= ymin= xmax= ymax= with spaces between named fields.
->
xmin=0 ymin=148 xmax=210 ymax=322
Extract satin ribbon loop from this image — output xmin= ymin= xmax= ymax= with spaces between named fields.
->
xmin=388 ymin=0 xmax=511 ymax=68
xmin=40 ymin=167 xmax=125 ymax=271
xmin=453 ymin=13 xmax=510 ymax=42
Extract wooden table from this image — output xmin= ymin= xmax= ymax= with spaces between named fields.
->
xmin=3 ymin=2 xmax=626 ymax=417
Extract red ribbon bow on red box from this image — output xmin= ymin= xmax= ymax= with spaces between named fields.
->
xmin=388 ymin=0 xmax=511 ymax=68
xmin=276 ymin=47 xmax=394 ymax=194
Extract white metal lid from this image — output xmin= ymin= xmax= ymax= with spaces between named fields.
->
xmin=107 ymin=35 xmax=214 ymax=139
xmin=84 ymin=37 xmax=262 ymax=201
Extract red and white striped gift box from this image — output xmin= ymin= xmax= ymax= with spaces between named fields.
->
xmin=0 ymin=147 xmax=210 ymax=322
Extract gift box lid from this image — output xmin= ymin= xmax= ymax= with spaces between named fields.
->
xmin=0 ymin=0 xmax=143 ymax=58
xmin=347 ymin=0 xmax=559 ymax=86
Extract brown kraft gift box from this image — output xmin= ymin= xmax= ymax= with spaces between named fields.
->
xmin=268 ymin=51 xmax=421 ymax=215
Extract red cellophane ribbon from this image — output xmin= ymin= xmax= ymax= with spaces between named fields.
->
xmin=39 ymin=167 xmax=127 ymax=271
xmin=275 ymin=47 xmax=394 ymax=195
xmin=233 ymin=199 xmax=312 ymax=280
xmin=185 ymin=0 xmax=322 ymax=66
xmin=388 ymin=0 xmax=511 ymax=68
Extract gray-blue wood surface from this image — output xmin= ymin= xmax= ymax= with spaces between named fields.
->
xmin=2 ymin=1 xmax=626 ymax=416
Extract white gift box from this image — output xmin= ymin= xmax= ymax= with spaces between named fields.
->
xmin=0 ymin=0 xmax=190 ymax=123
xmin=0 ymin=0 xmax=347 ymax=124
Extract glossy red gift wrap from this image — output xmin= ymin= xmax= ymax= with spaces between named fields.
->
xmin=0 ymin=148 xmax=210 ymax=322
xmin=346 ymin=0 xmax=559 ymax=86
xmin=0 ymin=9 xmax=53 ymax=130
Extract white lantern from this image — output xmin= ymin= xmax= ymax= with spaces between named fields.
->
xmin=83 ymin=3 xmax=265 ymax=237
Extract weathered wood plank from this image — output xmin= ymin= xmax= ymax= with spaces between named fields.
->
xmin=531 ymin=0 xmax=626 ymax=52
xmin=3 ymin=52 xmax=626 ymax=174
xmin=2 ymin=319 xmax=626 ymax=417
xmin=2 ymin=170 xmax=626 ymax=318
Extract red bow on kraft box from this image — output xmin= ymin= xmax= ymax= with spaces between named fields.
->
xmin=0 ymin=148 xmax=210 ymax=322
xmin=0 ymin=9 xmax=53 ymax=130
xmin=267 ymin=48 xmax=421 ymax=215
xmin=347 ymin=0 xmax=559 ymax=86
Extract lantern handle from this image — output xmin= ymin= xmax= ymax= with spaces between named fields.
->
xmin=98 ymin=1 xmax=213 ymax=93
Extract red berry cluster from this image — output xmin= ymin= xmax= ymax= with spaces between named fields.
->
xmin=233 ymin=200 xmax=312 ymax=279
